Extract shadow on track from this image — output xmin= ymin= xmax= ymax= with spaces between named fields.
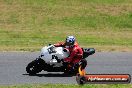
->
xmin=23 ymin=73 xmax=75 ymax=77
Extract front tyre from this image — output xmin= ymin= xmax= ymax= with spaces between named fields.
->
xmin=26 ymin=60 xmax=43 ymax=75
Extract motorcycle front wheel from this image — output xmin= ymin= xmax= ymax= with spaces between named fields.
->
xmin=26 ymin=60 xmax=43 ymax=75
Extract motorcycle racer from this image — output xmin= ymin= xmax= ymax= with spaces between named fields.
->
xmin=54 ymin=36 xmax=84 ymax=69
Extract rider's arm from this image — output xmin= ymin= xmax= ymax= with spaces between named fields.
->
xmin=54 ymin=42 xmax=65 ymax=47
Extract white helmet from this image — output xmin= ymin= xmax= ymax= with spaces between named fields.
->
xmin=65 ymin=36 xmax=75 ymax=46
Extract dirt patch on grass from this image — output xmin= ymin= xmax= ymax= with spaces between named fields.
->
xmin=95 ymin=4 xmax=132 ymax=16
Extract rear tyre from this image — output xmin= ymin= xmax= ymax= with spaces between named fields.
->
xmin=80 ymin=59 xmax=87 ymax=70
xmin=72 ymin=59 xmax=87 ymax=74
xmin=63 ymin=63 xmax=79 ymax=75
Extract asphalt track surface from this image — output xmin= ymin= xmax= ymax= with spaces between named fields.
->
xmin=0 ymin=52 xmax=132 ymax=85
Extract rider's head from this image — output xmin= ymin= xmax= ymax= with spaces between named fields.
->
xmin=65 ymin=36 xmax=75 ymax=46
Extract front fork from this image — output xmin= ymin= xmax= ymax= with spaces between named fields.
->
xmin=36 ymin=54 xmax=44 ymax=60
xmin=35 ymin=56 xmax=45 ymax=68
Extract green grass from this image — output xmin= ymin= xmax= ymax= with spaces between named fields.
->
xmin=0 ymin=84 xmax=132 ymax=88
xmin=0 ymin=0 xmax=132 ymax=51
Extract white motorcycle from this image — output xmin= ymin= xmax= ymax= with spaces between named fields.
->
xmin=26 ymin=44 xmax=95 ymax=75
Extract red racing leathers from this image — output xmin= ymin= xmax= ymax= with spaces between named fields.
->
xmin=54 ymin=42 xmax=83 ymax=65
